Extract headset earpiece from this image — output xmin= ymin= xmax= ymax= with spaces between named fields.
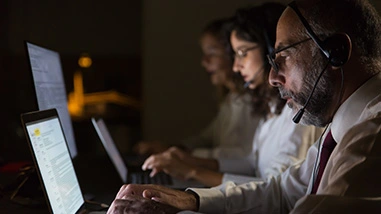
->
xmin=323 ymin=33 xmax=351 ymax=67
xmin=288 ymin=1 xmax=352 ymax=68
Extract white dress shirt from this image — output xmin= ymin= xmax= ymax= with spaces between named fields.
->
xmin=182 ymin=92 xmax=260 ymax=159
xmin=188 ymin=73 xmax=381 ymax=214
xmin=218 ymin=106 xmax=322 ymax=184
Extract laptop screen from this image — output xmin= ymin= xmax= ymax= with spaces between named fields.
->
xmin=23 ymin=110 xmax=84 ymax=214
xmin=92 ymin=118 xmax=128 ymax=183
xmin=25 ymin=42 xmax=78 ymax=158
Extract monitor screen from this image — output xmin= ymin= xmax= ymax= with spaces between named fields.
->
xmin=92 ymin=118 xmax=128 ymax=183
xmin=26 ymin=42 xmax=78 ymax=158
xmin=25 ymin=114 xmax=84 ymax=213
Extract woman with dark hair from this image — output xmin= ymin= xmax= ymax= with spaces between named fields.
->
xmin=134 ymin=18 xmax=260 ymax=159
xmin=140 ymin=3 xmax=322 ymax=187
xmin=232 ymin=3 xmax=286 ymax=116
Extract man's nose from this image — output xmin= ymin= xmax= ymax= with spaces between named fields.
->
xmin=268 ymin=67 xmax=285 ymax=87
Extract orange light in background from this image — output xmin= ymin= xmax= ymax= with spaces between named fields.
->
xmin=68 ymin=52 xmax=141 ymax=119
xmin=68 ymin=70 xmax=85 ymax=117
xmin=78 ymin=53 xmax=92 ymax=68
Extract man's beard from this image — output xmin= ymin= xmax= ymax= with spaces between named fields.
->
xmin=279 ymin=54 xmax=335 ymax=127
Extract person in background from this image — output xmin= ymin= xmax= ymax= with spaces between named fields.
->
xmin=106 ymin=0 xmax=381 ymax=213
xmin=140 ymin=3 xmax=322 ymax=188
xmin=134 ymin=18 xmax=260 ymax=159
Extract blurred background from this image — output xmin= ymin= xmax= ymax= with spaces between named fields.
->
xmin=1 ymin=0 xmax=380 ymax=162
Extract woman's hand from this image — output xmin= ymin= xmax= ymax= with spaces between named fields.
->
xmin=133 ymin=141 xmax=170 ymax=155
xmin=142 ymin=148 xmax=196 ymax=180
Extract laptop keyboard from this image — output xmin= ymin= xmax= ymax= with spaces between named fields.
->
xmin=130 ymin=171 xmax=173 ymax=185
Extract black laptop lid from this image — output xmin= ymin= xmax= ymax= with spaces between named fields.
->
xmin=21 ymin=109 xmax=85 ymax=214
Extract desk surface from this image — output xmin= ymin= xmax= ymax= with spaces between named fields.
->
xmin=0 ymin=155 xmax=122 ymax=213
xmin=0 ymin=171 xmax=49 ymax=213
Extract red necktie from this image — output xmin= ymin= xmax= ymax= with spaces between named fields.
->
xmin=311 ymin=130 xmax=337 ymax=194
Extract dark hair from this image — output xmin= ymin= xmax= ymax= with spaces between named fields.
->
xmin=202 ymin=17 xmax=246 ymax=100
xmin=233 ymin=3 xmax=286 ymax=116
xmin=297 ymin=0 xmax=381 ymax=74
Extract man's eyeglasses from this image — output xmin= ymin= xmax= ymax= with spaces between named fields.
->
xmin=267 ymin=38 xmax=312 ymax=72
xmin=234 ymin=46 xmax=259 ymax=58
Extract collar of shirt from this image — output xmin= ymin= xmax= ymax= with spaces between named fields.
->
xmin=331 ymin=72 xmax=381 ymax=144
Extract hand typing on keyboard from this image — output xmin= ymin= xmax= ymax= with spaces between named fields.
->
xmin=142 ymin=147 xmax=196 ymax=180
xmin=106 ymin=184 xmax=197 ymax=214
xmin=130 ymin=171 xmax=173 ymax=185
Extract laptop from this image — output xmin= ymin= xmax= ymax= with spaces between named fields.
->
xmin=25 ymin=41 xmax=78 ymax=159
xmin=21 ymin=109 xmax=107 ymax=214
xmin=91 ymin=117 xmax=205 ymax=189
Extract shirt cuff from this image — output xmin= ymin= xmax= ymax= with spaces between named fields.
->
xmin=186 ymin=187 xmax=225 ymax=214
xmin=192 ymin=148 xmax=211 ymax=158
xmin=222 ymin=173 xmax=264 ymax=185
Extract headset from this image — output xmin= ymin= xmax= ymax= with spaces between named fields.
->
xmin=288 ymin=1 xmax=350 ymax=123
xmin=288 ymin=1 xmax=350 ymax=67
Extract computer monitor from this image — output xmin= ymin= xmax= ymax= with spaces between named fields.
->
xmin=25 ymin=41 xmax=78 ymax=158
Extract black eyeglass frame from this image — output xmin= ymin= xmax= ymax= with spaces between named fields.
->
xmin=267 ymin=0 xmax=336 ymax=72
xmin=266 ymin=38 xmax=311 ymax=72
xmin=234 ymin=46 xmax=260 ymax=58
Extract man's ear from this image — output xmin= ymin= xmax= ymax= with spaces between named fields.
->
xmin=323 ymin=33 xmax=352 ymax=70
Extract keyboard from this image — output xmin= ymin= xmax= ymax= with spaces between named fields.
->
xmin=130 ymin=171 xmax=173 ymax=185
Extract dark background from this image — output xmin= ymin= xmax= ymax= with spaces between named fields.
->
xmin=1 ymin=0 xmax=380 ymax=162
xmin=0 ymin=0 xmax=143 ymax=161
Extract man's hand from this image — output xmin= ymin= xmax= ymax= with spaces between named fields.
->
xmin=111 ymin=184 xmax=198 ymax=212
xmin=107 ymin=196 xmax=181 ymax=214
